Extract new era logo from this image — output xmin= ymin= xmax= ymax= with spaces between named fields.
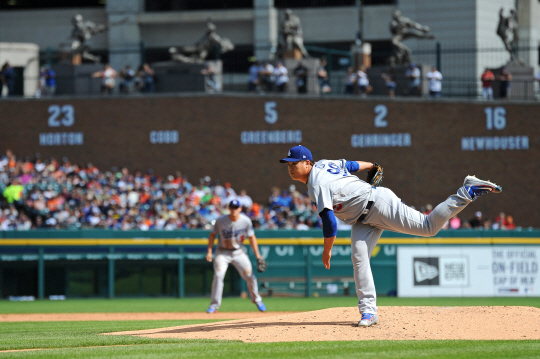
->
xmin=413 ymin=257 xmax=440 ymax=286
xmin=414 ymin=261 xmax=438 ymax=282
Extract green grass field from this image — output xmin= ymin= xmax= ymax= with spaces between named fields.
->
xmin=1 ymin=297 xmax=539 ymax=358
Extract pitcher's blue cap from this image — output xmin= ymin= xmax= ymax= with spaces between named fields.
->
xmin=279 ymin=145 xmax=313 ymax=163
xmin=229 ymin=199 xmax=241 ymax=208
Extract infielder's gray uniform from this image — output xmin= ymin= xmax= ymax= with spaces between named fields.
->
xmin=309 ymin=159 xmax=473 ymax=314
xmin=208 ymin=213 xmax=262 ymax=310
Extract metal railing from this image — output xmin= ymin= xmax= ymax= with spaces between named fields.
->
xmin=1 ymin=43 xmax=537 ymax=100
xmin=3 ymin=71 xmax=539 ymax=101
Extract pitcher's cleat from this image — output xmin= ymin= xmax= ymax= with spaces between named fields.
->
xmin=463 ymin=175 xmax=502 ymax=200
xmin=358 ymin=313 xmax=378 ymax=327
xmin=256 ymin=302 xmax=266 ymax=312
xmin=206 ymin=307 xmax=217 ymax=314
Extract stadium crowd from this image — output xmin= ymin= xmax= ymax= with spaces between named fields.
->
xmin=0 ymin=150 xmax=517 ymax=231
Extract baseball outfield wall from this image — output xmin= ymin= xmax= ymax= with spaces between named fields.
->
xmin=0 ymin=95 xmax=537 ymax=225
xmin=1 ymin=229 xmax=538 ymax=299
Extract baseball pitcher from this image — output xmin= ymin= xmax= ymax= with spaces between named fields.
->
xmin=280 ymin=145 xmax=502 ymax=327
xmin=206 ymin=199 xmax=267 ymax=313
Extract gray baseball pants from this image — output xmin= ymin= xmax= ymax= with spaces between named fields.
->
xmin=351 ymin=186 xmax=473 ymax=314
xmin=209 ymin=248 xmax=262 ymax=309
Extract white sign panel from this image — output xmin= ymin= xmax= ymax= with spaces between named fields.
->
xmin=398 ymin=246 xmax=539 ymax=297
xmin=492 ymin=247 xmax=538 ymax=296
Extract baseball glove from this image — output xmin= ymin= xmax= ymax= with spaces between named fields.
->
xmin=257 ymin=257 xmax=267 ymax=273
xmin=366 ymin=163 xmax=384 ymax=187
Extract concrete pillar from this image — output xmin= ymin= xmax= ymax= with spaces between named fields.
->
xmin=106 ymin=0 xmax=144 ymax=72
xmin=253 ymin=0 xmax=278 ymax=61
xmin=516 ymin=0 xmax=539 ymax=68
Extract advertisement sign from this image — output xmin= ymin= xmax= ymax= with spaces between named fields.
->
xmin=398 ymin=246 xmax=539 ymax=297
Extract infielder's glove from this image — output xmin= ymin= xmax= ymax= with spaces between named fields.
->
xmin=257 ymin=257 xmax=267 ymax=273
xmin=366 ymin=163 xmax=384 ymax=187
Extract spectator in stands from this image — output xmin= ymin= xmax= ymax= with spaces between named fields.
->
xmin=35 ymin=67 xmax=48 ymax=98
xmin=427 ymin=66 xmax=443 ymax=98
xmin=36 ymin=66 xmax=56 ymax=98
xmin=278 ymin=190 xmax=293 ymax=210
xmin=201 ymin=64 xmax=219 ymax=93
xmin=447 ymin=216 xmax=461 ymax=229
xmin=119 ymin=65 xmax=135 ymax=94
xmin=295 ymin=216 xmax=309 ymax=230
xmin=469 ymin=211 xmax=483 ymax=229
xmin=317 ymin=58 xmax=331 ymax=94
xmin=223 ymin=182 xmax=237 ymax=204
xmin=493 ymin=211 xmax=507 ymax=230
xmin=247 ymin=58 xmax=260 ymax=93
xmin=381 ymin=68 xmax=396 ymax=98
xmin=504 ymin=215 xmax=516 ymax=230
xmin=237 ymin=189 xmax=253 ymax=212
xmin=44 ymin=65 xmax=56 ymax=97
xmin=422 ymin=204 xmax=433 ymax=215
xmin=1 ymin=62 xmax=15 ymax=97
xmin=480 ymin=67 xmax=495 ymax=100
xmin=405 ymin=63 xmax=421 ymax=96
xmin=498 ymin=66 xmax=512 ymax=99
xmin=3 ymin=179 xmax=23 ymax=208
xmin=357 ymin=65 xmax=370 ymax=97
xmin=1 ymin=150 xmax=519 ymax=233
xmin=92 ymin=63 xmax=117 ymax=94
xmin=138 ymin=63 xmax=155 ymax=93
xmin=293 ymin=61 xmax=308 ymax=94
xmin=259 ymin=61 xmax=275 ymax=93
xmin=344 ymin=67 xmax=356 ymax=95
xmin=274 ymin=62 xmax=289 ymax=93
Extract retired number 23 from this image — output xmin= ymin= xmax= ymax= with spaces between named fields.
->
xmin=48 ymin=105 xmax=75 ymax=127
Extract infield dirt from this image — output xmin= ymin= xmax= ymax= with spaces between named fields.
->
xmin=105 ymin=306 xmax=540 ymax=342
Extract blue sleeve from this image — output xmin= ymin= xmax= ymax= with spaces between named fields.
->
xmin=319 ymin=208 xmax=338 ymax=238
xmin=345 ymin=160 xmax=360 ymax=173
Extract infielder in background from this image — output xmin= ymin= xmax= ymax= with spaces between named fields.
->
xmin=206 ymin=199 xmax=267 ymax=313
xmin=280 ymin=145 xmax=502 ymax=327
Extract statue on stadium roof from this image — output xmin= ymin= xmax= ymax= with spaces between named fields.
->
xmin=169 ymin=18 xmax=235 ymax=63
xmin=277 ymin=9 xmax=310 ymax=59
xmin=496 ymin=8 xmax=524 ymax=65
xmin=389 ymin=10 xmax=435 ymax=65
xmin=69 ymin=14 xmax=108 ymax=64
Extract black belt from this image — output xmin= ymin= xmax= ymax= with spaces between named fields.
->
xmin=358 ymin=201 xmax=374 ymax=222
xmin=218 ymin=247 xmax=237 ymax=251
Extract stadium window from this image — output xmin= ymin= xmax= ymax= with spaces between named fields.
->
xmin=274 ymin=0 xmax=355 ymax=8
xmin=0 ymin=0 xmax=104 ymax=9
xmin=362 ymin=0 xmax=397 ymax=5
xmin=145 ymin=0 xmax=252 ymax=12
xmin=273 ymin=0 xmax=395 ymax=7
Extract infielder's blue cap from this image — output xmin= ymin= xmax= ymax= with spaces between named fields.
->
xmin=279 ymin=145 xmax=313 ymax=163
xmin=229 ymin=199 xmax=241 ymax=208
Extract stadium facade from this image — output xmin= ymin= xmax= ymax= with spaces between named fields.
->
xmin=0 ymin=0 xmax=538 ymax=85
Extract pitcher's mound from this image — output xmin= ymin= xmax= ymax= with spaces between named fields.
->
xmin=105 ymin=306 xmax=540 ymax=342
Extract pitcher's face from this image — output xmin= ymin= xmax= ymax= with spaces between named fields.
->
xmin=287 ymin=161 xmax=310 ymax=183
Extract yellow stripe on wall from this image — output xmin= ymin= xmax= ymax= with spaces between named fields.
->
xmin=0 ymin=238 xmax=539 ymax=245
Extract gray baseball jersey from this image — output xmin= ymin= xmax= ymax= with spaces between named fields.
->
xmin=209 ymin=213 xmax=261 ymax=310
xmin=212 ymin=213 xmax=254 ymax=249
xmin=308 ymin=159 xmax=372 ymax=224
